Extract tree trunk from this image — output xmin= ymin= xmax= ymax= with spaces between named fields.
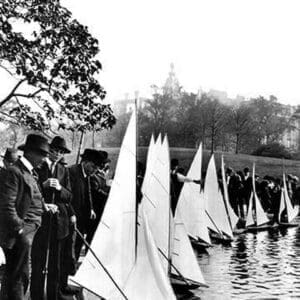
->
xmin=210 ymin=128 xmax=214 ymax=154
xmin=71 ymin=131 xmax=75 ymax=150
xmin=92 ymin=129 xmax=95 ymax=149
xmin=76 ymin=131 xmax=84 ymax=164
xmin=235 ymin=133 xmax=239 ymax=154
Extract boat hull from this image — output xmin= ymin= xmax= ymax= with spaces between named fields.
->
xmin=189 ymin=237 xmax=211 ymax=252
xmin=170 ymin=274 xmax=208 ymax=292
xmin=209 ymin=230 xmax=232 ymax=245
xmin=246 ymin=223 xmax=272 ymax=232
xmin=278 ymin=222 xmax=299 ymax=228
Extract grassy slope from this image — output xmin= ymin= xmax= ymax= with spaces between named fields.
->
xmin=65 ymin=147 xmax=300 ymax=179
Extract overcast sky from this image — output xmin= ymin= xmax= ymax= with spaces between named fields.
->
xmin=62 ymin=0 xmax=300 ymax=106
xmin=2 ymin=0 xmax=300 ymax=107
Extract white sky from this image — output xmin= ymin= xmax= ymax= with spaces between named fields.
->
xmin=60 ymin=0 xmax=300 ymax=106
xmin=1 ymin=0 xmax=300 ymax=107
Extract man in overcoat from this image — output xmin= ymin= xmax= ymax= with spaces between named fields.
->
xmin=1 ymin=148 xmax=19 ymax=169
xmin=0 ymin=134 xmax=56 ymax=300
xmin=30 ymin=136 xmax=75 ymax=300
xmin=68 ymin=149 xmax=107 ymax=261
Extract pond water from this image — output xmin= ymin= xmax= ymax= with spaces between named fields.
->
xmin=194 ymin=221 xmax=300 ymax=299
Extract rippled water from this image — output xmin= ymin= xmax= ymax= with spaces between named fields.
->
xmin=193 ymin=220 xmax=300 ymax=299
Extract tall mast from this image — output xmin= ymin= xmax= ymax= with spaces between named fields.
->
xmin=166 ymin=135 xmax=172 ymax=276
xmin=134 ymin=91 xmax=139 ymax=260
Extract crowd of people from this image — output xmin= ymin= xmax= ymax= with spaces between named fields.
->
xmin=0 ymin=134 xmax=111 ymax=300
xmin=169 ymin=159 xmax=300 ymax=225
xmin=221 ymin=167 xmax=300 ymax=223
xmin=0 ymin=134 xmax=299 ymax=300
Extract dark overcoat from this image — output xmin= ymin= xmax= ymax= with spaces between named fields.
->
xmin=36 ymin=160 xmax=73 ymax=239
xmin=0 ymin=160 xmax=42 ymax=248
xmin=68 ymin=164 xmax=91 ymax=233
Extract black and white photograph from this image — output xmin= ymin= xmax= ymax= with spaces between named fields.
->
xmin=0 ymin=0 xmax=300 ymax=299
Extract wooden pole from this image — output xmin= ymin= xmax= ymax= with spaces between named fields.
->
xmin=75 ymin=228 xmax=129 ymax=300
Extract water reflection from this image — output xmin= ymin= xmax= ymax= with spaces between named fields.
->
xmin=194 ymin=222 xmax=300 ymax=299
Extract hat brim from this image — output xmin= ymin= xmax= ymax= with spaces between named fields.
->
xmin=18 ymin=144 xmax=49 ymax=155
xmin=18 ymin=144 xmax=25 ymax=151
xmin=51 ymin=146 xmax=71 ymax=154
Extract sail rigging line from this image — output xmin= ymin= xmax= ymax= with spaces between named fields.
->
xmin=221 ymin=155 xmax=234 ymax=231
xmin=75 ymin=228 xmax=129 ymax=300
xmin=205 ymin=210 xmax=225 ymax=240
xmin=142 ymin=193 xmax=157 ymax=208
xmin=152 ymin=172 xmax=170 ymax=195
xmin=69 ymin=278 xmax=103 ymax=299
xmin=158 ymin=247 xmax=189 ymax=286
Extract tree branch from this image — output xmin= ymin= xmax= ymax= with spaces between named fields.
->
xmin=0 ymin=111 xmax=20 ymax=125
xmin=0 ymin=78 xmax=27 ymax=108
xmin=0 ymin=64 xmax=16 ymax=77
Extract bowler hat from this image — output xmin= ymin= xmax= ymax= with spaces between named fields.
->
xmin=50 ymin=136 xmax=71 ymax=154
xmin=98 ymin=150 xmax=108 ymax=163
xmin=81 ymin=149 xmax=105 ymax=167
xmin=18 ymin=134 xmax=49 ymax=155
xmin=1 ymin=148 xmax=19 ymax=162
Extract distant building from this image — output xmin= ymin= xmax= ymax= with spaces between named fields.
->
xmin=279 ymin=105 xmax=300 ymax=151
xmin=113 ymin=94 xmax=148 ymax=116
xmin=163 ymin=63 xmax=182 ymax=99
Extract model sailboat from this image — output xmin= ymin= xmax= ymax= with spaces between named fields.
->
xmin=175 ymin=143 xmax=211 ymax=249
xmin=70 ymin=108 xmax=175 ymax=299
xmin=221 ymin=155 xmax=240 ymax=233
xmin=204 ymin=154 xmax=233 ymax=243
xmin=278 ymin=173 xmax=299 ymax=227
xmin=142 ymin=135 xmax=207 ymax=290
xmin=246 ymin=164 xmax=271 ymax=232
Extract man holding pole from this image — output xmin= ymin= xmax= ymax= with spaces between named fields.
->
xmin=30 ymin=136 xmax=74 ymax=300
xmin=0 ymin=134 xmax=54 ymax=300
xmin=68 ymin=149 xmax=107 ymax=261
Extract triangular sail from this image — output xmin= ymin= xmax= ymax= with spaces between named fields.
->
xmin=176 ymin=143 xmax=211 ymax=245
xmin=141 ymin=134 xmax=155 ymax=195
xmin=278 ymin=189 xmax=285 ymax=221
xmin=171 ymin=212 xmax=206 ymax=286
xmin=221 ymin=155 xmax=239 ymax=230
xmin=245 ymin=192 xmax=255 ymax=227
xmin=252 ymin=164 xmax=269 ymax=226
xmin=120 ymin=211 xmax=176 ymax=300
xmin=204 ymin=154 xmax=233 ymax=239
xmin=142 ymin=134 xmax=171 ymax=274
xmin=283 ymin=173 xmax=299 ymax=223
xmin=70 ymin=110 xmax=137 ymax=299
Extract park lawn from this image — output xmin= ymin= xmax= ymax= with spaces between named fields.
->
xmin=66 ymin=147 xmax=300 ymax=180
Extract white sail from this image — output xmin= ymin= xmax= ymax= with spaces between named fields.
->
xmin=252 ymin=164 xmax=269 ymax=226
xmin=245 ymin=192 xmax=255 ymax=227
xmin=283 ymin=173 xmax=299 ymax=223
xmin=142 ymin=134 xmax=171 ymax=274
xmin=141 ymin=134 xmax=155 ymax=195
xmin=119 ymin=211 xmax=176 ymax=300
xmin=204 ymin=154 xmax=233 ymax=239
xmin=221 ymin=155 xmax=239 ymax=230
xmin=70 ymin=109 xmax=137 ymax=299
xmin=254 ymin=192 xmax=269 ymax=226
xmin=171 ymin=212 xmax=206 ymax=286
xmin=278 ymin=188 xmax=285 ymax=221
xmin=176 ymin=143 xmax=211 ymax=245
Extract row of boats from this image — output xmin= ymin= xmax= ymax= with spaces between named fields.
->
xmin=70 ymin=107 xmax=299 ymax=299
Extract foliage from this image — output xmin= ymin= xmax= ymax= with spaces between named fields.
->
xmin=227 ymin=103 xmax=258 ymax=154
xmin=252 ymin=143 xmax=292 ymax=159
xmin=144 ymin=86 xmax=175 ymax=136
xmin=0 ymin=0 xmax=116 ymax=132
xmin=200 ymin=95 xmax=231 ymax=153
xmin=249 ymin=95 xmax=291 ymax=143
